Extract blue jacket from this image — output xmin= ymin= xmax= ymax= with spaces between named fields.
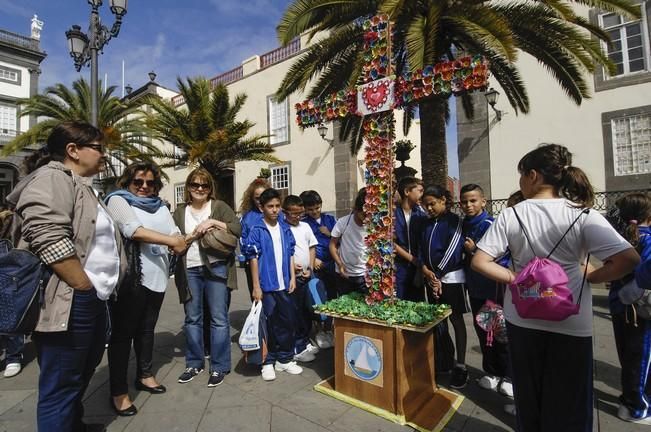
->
xmin=420 ymin=211 xmax=464 ymax=279
xmin=463 ymin=211 xmax=499 ymax=299
xmin=240 ymin=209 xmax=284 ymax=253
xmin=244 ymin=218 xmax=296 ymax=293
xmin=302 ymin=213 xmax=337 ymax=262
xmin=610 ymin=226 xmax=651 ymax=314
xmin=394 ymin=204 xmax=427 ymax=266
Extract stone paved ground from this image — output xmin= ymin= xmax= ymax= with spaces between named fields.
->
xmin=0 ymin=270 xmax=642 ymax=431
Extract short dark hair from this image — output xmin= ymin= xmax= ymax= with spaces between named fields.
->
xmin=460 ymin=183 xmax=484 ymax=196
xmin=116 ymin=162 xmax=164 ymax=195
xmin=283 ymin=194 xmax=303 ymax=209
xmin=397 ymin=177 xmax=423 ymax=199
xmin=353 ymin=187 xmax=366 ymax=212
xmin=299 ymin=190 xmax=322 ymax=207
xmin=260 ymin=188 xmax=281 ymax=206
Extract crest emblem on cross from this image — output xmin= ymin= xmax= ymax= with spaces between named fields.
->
xmin=294 ymin=14 xmax=490 ymax=304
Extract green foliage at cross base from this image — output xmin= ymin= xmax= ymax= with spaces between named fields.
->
xmin=316 ymin=292 xmax=450 ymax=327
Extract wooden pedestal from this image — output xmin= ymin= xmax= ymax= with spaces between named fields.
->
xmin=314 ymin=312 xmax=463 ymax=432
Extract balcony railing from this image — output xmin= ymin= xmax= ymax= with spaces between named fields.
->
xmin=0 ymin=29 xmax=40 ymax=51
xmin=260 ymin=38 xmax=301 ymax=69
xmin=172 ymin=66 xmax=245 ymax=107
xmin=450 ymin=189 xmax=651 ymax=216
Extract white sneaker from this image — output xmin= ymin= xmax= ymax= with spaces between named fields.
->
xmin=275 ymin=361 xmax=303 ymax=375
xmin=504 ymin=404 xmax=517 ymax=416
xmin=261 ymin=364 xmax=276 ymax=381
xmin=294 ymin=347 xmax=316 ymax=363
xmin=499 ymin=379 xmax=514 ymax=398
xmin=306 ymin=343 xmax=320 ymax=355
xmin=3 ymin=362 xmax=21 ymax=378
xmin=477 ymin=375 xmax=500 ymax=391
xmin=618 ymin=404 xmax=651 ymax=424
xmin=315 ymin=332 xmax=333 ymax=349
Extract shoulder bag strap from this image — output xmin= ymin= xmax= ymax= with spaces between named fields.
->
xmin=576 ymin=253 xmax=590 ymax=306
xmin=546 ymin=208 xmax=590 ymax=259
xmin=512 ymin=207 xmax=538 ymax=257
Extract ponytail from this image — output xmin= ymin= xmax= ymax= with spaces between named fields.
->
xmin=518 ymin=143 xmax=594 ymax=208
xmin=23 ymin=145 xmax=52 ymax=174
xmin=560 ymin=166 xmax=595 ymax=208
xmin=615 ymin=192 xmax=651 ymax=251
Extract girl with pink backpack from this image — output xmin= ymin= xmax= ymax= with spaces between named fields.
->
xmin=472 ymin=144 xmax=639 ymax=432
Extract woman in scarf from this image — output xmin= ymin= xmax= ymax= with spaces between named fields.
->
xmin=105 ymin=162 xmax=186 ymax=416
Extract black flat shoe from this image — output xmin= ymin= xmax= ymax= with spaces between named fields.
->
xmin=110 ymin=397 xmax=137 ymax=416
xmin=134 ymin=379 xmax=167 ymax=394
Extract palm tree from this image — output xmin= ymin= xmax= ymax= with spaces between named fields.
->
xmin=275 ymin=0 xmax=641 ymax=186
xmin=1 ymin=78 xmax=160 ymax=176
xmin=146 ymin=77 xmax=280 ymax=198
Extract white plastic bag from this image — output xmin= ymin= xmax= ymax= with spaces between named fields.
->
xmin=239 ymin=301 xmax=262 ymax=351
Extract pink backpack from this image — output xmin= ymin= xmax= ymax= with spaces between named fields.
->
xmin=510 ymin=208 xmax=590 ymax=321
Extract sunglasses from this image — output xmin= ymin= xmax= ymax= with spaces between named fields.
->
xmin=189 ymin=182 xmax=210 ymax=190
xmin=132 ymin=179 xmax=156 ymax=188
xmin=79 ymin=143 xmax=105 ymax=153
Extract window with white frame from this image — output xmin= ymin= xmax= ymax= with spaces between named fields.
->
xmin=0 ymin=104 xmax=17 ymax=137
xmin=0 ymin=67 xmax=18 ymax=82
xmin=174 ymin=183 xmax=186 ymax=208
xmin=612 ymin=113 xmax=651 ymax=175
xmin=271 ymin=165 xmax=290 ymax=198
xmin=268 ymin=97 xmax=289 ymax=144
xmin=599 ymin=5 xmax=650 ymax=77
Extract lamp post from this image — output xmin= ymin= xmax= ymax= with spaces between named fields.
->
xmin=484 ymin=87 xmax=502 ymax=122
xmin=65 ymin=0 xmax=128 ymax=127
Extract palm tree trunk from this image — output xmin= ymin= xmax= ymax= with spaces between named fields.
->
xmin=418 ymin=97 xmax=449 ymax=187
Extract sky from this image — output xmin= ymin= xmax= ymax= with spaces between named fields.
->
xmin=0 ymin=0 xmax=458 ymax=177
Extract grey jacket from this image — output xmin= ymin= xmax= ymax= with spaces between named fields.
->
xmin=173 ymin=200 xmax=241 ymax=303
xmin=7 ymin=161 xmax=127 ymax=332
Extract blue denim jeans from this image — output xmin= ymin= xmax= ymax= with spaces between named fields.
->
xmin=34 ymin=288 xmax=107 ymax=432
xmin=2 ymin=334 xmax=24 ymax=364
xmin=184 ymin=262 xmax=231 ymax=373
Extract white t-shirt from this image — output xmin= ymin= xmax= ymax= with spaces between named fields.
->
xmin=478 ymin=198 xmax=631 ymax=337
xmin=85 ymin=203 xmax=120 ymax=300
xmin=265 ymin=221 xmax=286 ymax=291
xmin=185 ymin=201 xmax=215 ymax=269
xmin=290 ymin=221 xmax=318 ymax=270
xmin=331 ymin=214 xmax=367 ymax=277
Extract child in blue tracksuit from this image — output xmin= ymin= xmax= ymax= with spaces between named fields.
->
xmin=394 ymin=177 xmax=427 ymax=301
xmin=245 ymin=188 xmax=302 ymax=382
xmin=460 ymin=183 xmax=512 ymax=398
xmin=608 ymin=193 xmax=651 ymax=424
xmin=300 ymin=190 xmax=337 ymax=348
xmin=420 ymin=185 xmax=468 ymax=389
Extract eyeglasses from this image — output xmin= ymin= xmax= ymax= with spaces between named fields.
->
xmin=79 ymin=143 xmax=105 ymax=154
xmin=132 ymin=179 xmax=156 ymax=188
xmin=189 ymin=182 xmax=210 ymax=190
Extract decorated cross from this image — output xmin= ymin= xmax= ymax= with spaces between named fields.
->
xmin=295 ymin=14 xmax=490 ymax=304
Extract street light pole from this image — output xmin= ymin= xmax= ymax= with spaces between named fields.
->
xmin=65 ymin=0 xmax=128 ymax=127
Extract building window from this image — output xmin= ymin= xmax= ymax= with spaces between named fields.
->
xmin=0 ymin=104 xmax=17 ymax=137
xmin=612 ymin=113 xmax=651 ymax=175
xmin=270 ymin=164 xmax=290 ymax=199
xmin=268 ymin=97 xmax=289 ymax=145
xmin=174 ymin=183 xmax=186 ymax=208
xmin=599 ymin=6 xmax=650 ymax=77
xmin=0 ymin=67 xmax=18 ymax=83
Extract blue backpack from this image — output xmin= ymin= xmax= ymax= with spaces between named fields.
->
xmin=0 ymin=239 xmax=50 ymax=335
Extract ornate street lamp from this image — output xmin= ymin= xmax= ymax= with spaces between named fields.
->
xmin=484 ymin=87 xmax=502 ymax=122
xmin=65 ymin=0 xmax=128 ymax=126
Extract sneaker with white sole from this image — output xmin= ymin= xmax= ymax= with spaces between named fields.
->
xmin=618 ymin=404 xmax=651 ymax=424
xmin=504 ymin=404 xmax=517 ymax=416
xmin=315 ymin=332 xmax=333 ymax=349
xmin=275 ymin=361 xmax=303 ymax=375
xmin=178 ymin=367 xmax=203 ymax=383
xmin=3 ymin=362 xmax=21 ymax=378
xmin=499 ymin=379 xmax=514 ymax=398
xmin=294 ymin=348 xmax=316 ymax=363
xmin=261 ymin=364 xmax=276 ymax=381
xmin=477 ymin=375 xmax=500 ymax=391
xmin=306 ymin=343 xmax=320 ymax=355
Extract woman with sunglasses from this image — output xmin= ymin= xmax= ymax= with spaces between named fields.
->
xmin=105 ymin=162 xmax=186 ymax=416
xmin=173 ymin=168 xmax=241 ymax=387
xmin=8 ymin=121 xmax=127 ymax=431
